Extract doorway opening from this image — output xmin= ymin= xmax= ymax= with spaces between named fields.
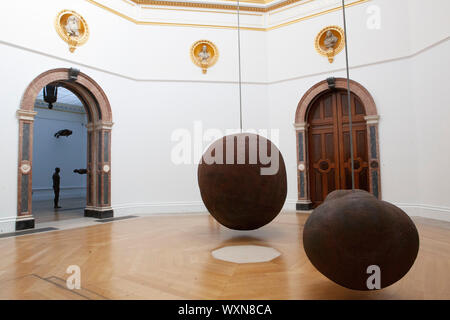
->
xmin=16 ymin=68 xmax=113 ymax=231
xmin=32 ymin=87 xmax=88 ymax=224
xmin=294 ymin=78 xmax=381 ymax=210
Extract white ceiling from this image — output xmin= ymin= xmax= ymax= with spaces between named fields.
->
xmin=36 ymin=86 xmax=83 ymax=106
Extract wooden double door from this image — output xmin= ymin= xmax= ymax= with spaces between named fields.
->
xmin=307 ymin=90 xmax=369 ymax=207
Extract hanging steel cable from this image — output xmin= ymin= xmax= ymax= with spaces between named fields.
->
xmin=237 ymin=0 xmax=243 ymax=132
xmin=341 ymin=0 xmax=355 ymax=189
xmin=303 ymin=1 xmax=420 ymax=291
xmin=197 ymin=0 xmax=288 ymax=231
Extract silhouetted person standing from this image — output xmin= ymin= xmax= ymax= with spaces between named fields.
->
xmin=52 ymin=167 xmax=61 ymax=209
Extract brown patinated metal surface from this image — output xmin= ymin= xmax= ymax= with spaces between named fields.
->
xmin=198 ymin=133 xmax=287 ymax=230
xmin=303 ymin=189 xmax=420 ymax=290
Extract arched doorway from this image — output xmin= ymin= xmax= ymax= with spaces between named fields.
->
xmin=16 ymin=68 xmax=113 ymax=230
xmin=294 ymin=78 xmax=380 ymax=210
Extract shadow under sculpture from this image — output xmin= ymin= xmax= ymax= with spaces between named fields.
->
xmin=198 ymin=133 xmax=287 ymax=230
xmin=303 ymin=189 xmax=420 ymax=290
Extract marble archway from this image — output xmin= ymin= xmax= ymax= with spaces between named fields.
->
xmin=294 ymin=78 xmax=381 ymax=210
xmin=16 ymin=68 xmax=113 ymax=230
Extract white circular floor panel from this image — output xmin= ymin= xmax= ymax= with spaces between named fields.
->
xmin=211 ymin=245 xmax=281 ymax=264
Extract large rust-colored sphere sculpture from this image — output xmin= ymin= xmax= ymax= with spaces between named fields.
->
xmin=303 ymin=190 xmax=419 ymax=290
xmin=198 ymin=133 xmax=287 ymax=230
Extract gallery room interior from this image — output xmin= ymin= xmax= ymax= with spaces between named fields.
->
xmin=0 ymin=0 xmax=449 ymax=301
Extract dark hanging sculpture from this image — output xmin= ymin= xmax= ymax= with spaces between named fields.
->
xmin=197 ymin=1 xmax=288 ymax=230
xmin=54 ymin=129 xmax=73 ymax=138
xmin=303 ymin=0 xmax=419 ymax=290
xmin=43 ymin=85 xmax=58 ymax=109
xmin=73 ymin=169 xmax=88 ymax=175
xmin=303 ymin=190 xmax=419 ymax=290
xmin=302 ymin=0 xmax=420 ymax=291
xmin=198 ymin=133 xmax=287 ymax=230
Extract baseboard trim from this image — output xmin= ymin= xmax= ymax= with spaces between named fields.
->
xmin=395 ymin=203 xmax=450 ymax=222
xmin=112 ymin=201 xmax=207 ymax=216
xmin=296 ymin=202 xmax=313 ymax=211
xmin=16 ymin=219 xmax=35 ymax=231
xmin=112 ymin=200 xmax=312 ymax=217
xmin=84 ymin=209 xmax=114 ymax=219
xmin=283 ymin=200 xmax=450 ymax=221
xmin=0 ymin=217 xmax=18 ymax=233
xmin=0 ymin=216 xmax=36 ymax=233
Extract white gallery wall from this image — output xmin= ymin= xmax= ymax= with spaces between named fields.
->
xmin=0 ymin=0 xmax=449 ymax=232
xmin=267 ymin=0 xmax=450 ymax=220
xmin=0 ymin=0 xmax=269 ymax=232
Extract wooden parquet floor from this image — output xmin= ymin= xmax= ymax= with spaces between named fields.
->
xmin=0 ymin=212 xmax=449 ymax=300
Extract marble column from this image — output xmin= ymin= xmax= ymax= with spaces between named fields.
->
xmin=84 ymin=121 xmax=113 ymax=218
xmin=364 ymin=115 xmax=381 ymax=199
xmin=16 ymin=110 xmax=37 ymax=230
xmin=294 ymin=122 xmax=313 ymax=210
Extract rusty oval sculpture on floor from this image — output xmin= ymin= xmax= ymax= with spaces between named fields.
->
xmin=198 ymin=133 xmax=287 ymax=230
xmin=303 ymin=189 xmax=420 ymax=290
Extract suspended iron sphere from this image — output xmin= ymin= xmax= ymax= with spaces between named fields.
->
xmin=198 ymin=133 xmax=287 ymax=230
xmin=303 ymin=189 xmax=419 ymax=290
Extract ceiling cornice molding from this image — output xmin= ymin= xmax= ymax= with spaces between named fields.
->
xmin=132 ymin=0 xmax=279 ymax=7
xmin=86 ymin=0 xmax=370 ymax=31
xmin=130 ymin=0 xmax=306 ymax=12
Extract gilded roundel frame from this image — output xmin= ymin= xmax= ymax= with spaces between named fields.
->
xmin=55 ymin=10 xmax=90 ymax=53
xmin=190 ymin=40 xmax=219 ymax=74
xmin=315 ymin=25 xmax=345 ymax=63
